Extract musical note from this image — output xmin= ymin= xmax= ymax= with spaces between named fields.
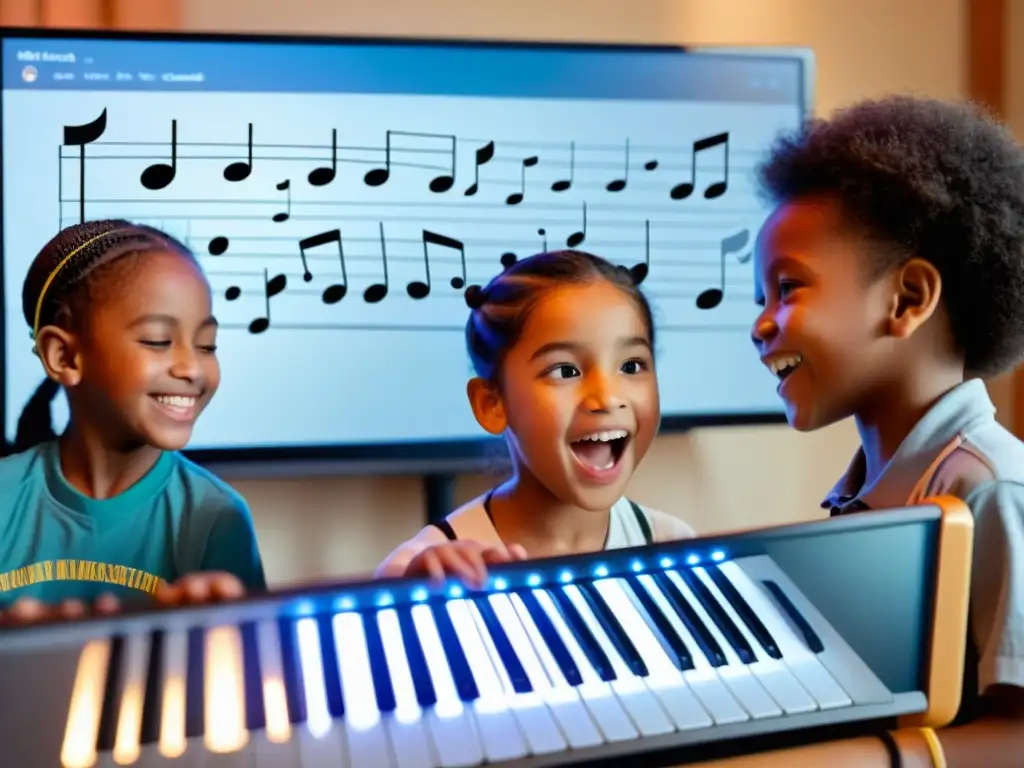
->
xmin=463 ymin=141 xmax=495 ymax=196
xmin=62 ymin=109 xmax=108 ymax=223
xmin=363 ymin=130 xmax=458 ymax=193
xmin=606 ymin=139 xmax=659 ymax=193
xmin=408 ymin=230 xmax=467 ymax=299
xmin=506 ymin=156 xmax=539 ymax=206
xmin=630 ymin=220 xmax=651 ymax=285
xmin=296 ymin=229 xmax=348 ymax=304
xmin=140 ymin=119 xmax=177 ymax=191
xmin=308 ymin=128 xmax=338 ymax=186
xmin=208 ymin=236 xmax=229 ymax=256
xmin=500 ymin=252 xmax=517 ymax=269
xmin=364 ymin=223 xmax=389 ymax=303
xmin=224 ymin=123 xmax=254 ymax=182
xmin=566 ymin=202 xmax=587 ymax=248
xmin=272 ymin=180 xmax=291 ymax=223
xmin=538 ymin=227 xmax=548 ymax=251
xmin=551 ymin=142 xmax=575 ymax=192
xmin=247 ymin=269 xmax=288 ymax=334
xmin=671 ymin=132 xmax=729 ymax=200
xmin=695 ymin=228 xmax=750 ymax=310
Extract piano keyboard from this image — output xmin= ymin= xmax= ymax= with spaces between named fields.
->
xmin=0 ymin=499 xmax=972 ymax=767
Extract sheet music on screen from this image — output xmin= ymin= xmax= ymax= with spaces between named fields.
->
xmin=1 ymin=36 xmax=801 ymax=453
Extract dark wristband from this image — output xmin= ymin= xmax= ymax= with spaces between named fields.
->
xmin=878 ymin=730 xmax=902 ymax=768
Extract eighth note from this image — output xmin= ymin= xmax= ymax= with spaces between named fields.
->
xmin=297 ymin=229 xmax=348 ymax=304
xmin=273 ymin=180 xmax=291 ymax=223
xmin=62 ymin=108 xmax=108 ymax=224
xmin=696 ymin=228 xmax=750 ymax=310
xmin=463 ymin=141 xmax=495 ymax=196
xmin=140 ymin=119 xmax=177 ymax=190
xmin=506 ymin=155 xmax=539 ymax=206
xmin=248 ymin=269 xmax=287 ymax=335
xmin=671 ymin=132 xmax=729 ymax=201
xmin=408 ymin=230 xmax=467 ymax=299
xmin=224 ymin=123 xmax=254 ymax=182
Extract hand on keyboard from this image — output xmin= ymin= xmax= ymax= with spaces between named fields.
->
xmin=0 ymin=592 xmax=121 ymax=626
xmin=406 ymin=541 xmax=529 ymax=588
xmin=153 ymin=570 xmax=247 ymax=606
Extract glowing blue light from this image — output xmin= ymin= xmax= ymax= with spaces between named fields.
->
xmin=559 ymin=570 xmax=574 ymax=584
xmin=375 ymin=592 xmax=395 ymax=608
xmin=711 ymin=550 xmax=726 ymax=562
xmin=411 ymin=587 xmax=429 ymax=603
xmin=448 ymin=585 xmax=464 ymax=599
xmin=686 ymin=554 xmax=700 ymax=566
xmin=294 ymin=599 xmax=317 ymax=616
xmin=593 ymin=565 xmax=609 ymax=578
xmin=630 ymin=560 xmax=644 ymax=573
xmin=493 ymin=577 xmax=508 ymax=591
xmin=526 ymin=574 xmax=542 ymax=587
xmin=659 ymin=557 xmax=674 ymax=569
xmin=335 ymin=596 xmax=355 ymax=611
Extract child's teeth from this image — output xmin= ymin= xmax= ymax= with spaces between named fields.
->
xmin=768 ymin=354 xmax=803 ymax=377
xmin=156 ymin=395 xmax=195 ymax=408
xmin=578 ymin=429 xmax=628 ymax=442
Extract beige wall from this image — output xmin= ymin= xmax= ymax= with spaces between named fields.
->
xmin=181 ymin=0 xmax=968 ymax=586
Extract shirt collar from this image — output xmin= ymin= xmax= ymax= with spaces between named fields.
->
xmin=822 ymin=379 xmax=996 ymax=513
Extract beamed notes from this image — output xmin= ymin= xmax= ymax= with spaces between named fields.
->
xmin=58 ymin=108 xmax=763 ymax=335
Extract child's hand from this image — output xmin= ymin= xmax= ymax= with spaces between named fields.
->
xmin=153 ymin=571 xmax=246 ymax=607
xmin=406 ymin=541 xmax=529 ymax=588
xmin=0 ymin=593 xmax=121 ymax=627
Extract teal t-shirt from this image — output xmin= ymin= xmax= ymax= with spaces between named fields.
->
xmin=0 ymin=441 xmax=266 ymax=608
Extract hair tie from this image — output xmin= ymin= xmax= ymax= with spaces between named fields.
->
xmin=31 ymin=227 xmax=130 ymax=347
xmin=464 ymin=284 xmax=487 ymax=310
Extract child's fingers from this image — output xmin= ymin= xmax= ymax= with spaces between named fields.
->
xmin=4 ymin=596 xmax=48 ymax=624
xmin=506 ymin=543 xmax=529 ymax=560
xmin=93 ymin=593 xmax=121 ymax=615
xmin=56 ymin=599 xmax=87 ymax=620
xmin=445 ymin=546 xmax=489 ymax=588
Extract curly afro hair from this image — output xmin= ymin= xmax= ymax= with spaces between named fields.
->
xmin=23 ymin=219 xmax=192 ymax=339
xmin=756 ymin=94 xmax=1024 ymax=377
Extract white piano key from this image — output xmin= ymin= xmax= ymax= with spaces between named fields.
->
xmin=507 ymin=593 xmax=604 ymax=749
xmin=410 ymin=604 xmax=484 ymax=768
xmin=108 ymin=633 xmax=149 ymax=767
xmin=471 ymin=598 xmax=565 ymax=755
xmin=693 ymin=567 xmax=817 ymax=716
xmin=158 ymin=630 xmax=189 ymax=761
xmin=376 ymin=610 xmax=436 ymax=768
xmin=533 ymin=589 xmax=637 ymax=743
xmin=635 ymin=575 xmax=748 ymax=726
xmin=333 ymin=612 xmax=394 ymax=768
xmin=717 ymin=562 xmax=853 ymax=710
xmin=563 ymin=584 xmax=675 ymax=737
xmin=294 ymin=618 xmax=346 ymax=766
xmin=253 ymin=619 xmax=297 ymax=768
xmin=446 ymin=600 xmax=528 ymax=761
xmin=61 ymin=638 xmax=112 ymax=768
xmin=666 ymin=570 xmax=780 ymax=720
xmin=202 ymin=626 xmax=250 ymax=766
xmin=593 ymin=579 xmax=713 ymax=731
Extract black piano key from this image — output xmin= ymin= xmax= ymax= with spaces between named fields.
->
xmin=652 ymin=570 xmax=727 ymax=667
xmin=317 ymin=614 xmax=345 ymax=718
xmin=676 ymin=568 xmax=754 ymax=664
xmin=576 ymin=581 xmax=648 ymax=677
xmin=185 ymin=628 xmax=205 ymax=739
xmin=473 ymin=597 xmax=532 ymax=694
xmin=624 ymin=575 xmax=694 ymax=671
xmin=240 ymin=621 xmax=266 ymax=731
xmin=362 ymin=612 xmax=397 ymax=713
xmin=516 ymin=589 xmax=583 ymax=687
xmin=429 ymin=600 xmax=479 ymax=702
xmin=708 ymin=566 xmax=781 ymax=659
xmin=96 ymin=634 xmax=126 ymax=752
xmin=761 ymin=579 xmax=824 ymax=653
xmin=278 ymin=618 xmax=307 ymax=724
xmin=548 ymin=587 xmax=616 ymax=682
xmin=397 ymin=607 xmax=437 ymax=708
xmin=139 ymin=631 xmax=165 ymax=745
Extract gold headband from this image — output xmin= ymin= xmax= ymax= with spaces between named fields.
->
xmin=31 ymin=228 xmax=132 ymax=346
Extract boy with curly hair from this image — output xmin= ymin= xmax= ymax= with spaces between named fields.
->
xmin=750 ymin=95 xmax=1024 ymax=765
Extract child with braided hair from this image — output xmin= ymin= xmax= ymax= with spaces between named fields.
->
xmin=0 ymin=219 xmax=265 ymax=624
xmin=376 ymin=249 xmax=695 ymax=585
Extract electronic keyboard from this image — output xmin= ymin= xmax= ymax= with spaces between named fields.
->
xmin=0 ymin=496 xmax=972 ymax=768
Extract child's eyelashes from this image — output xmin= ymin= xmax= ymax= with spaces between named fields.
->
xmin=544 ymin=363 xmax=581 ymax=380
xmin=139 ymin=340 xmax=218 ymax=354
xmin=621 ymin=358 xmax=648 ymax=375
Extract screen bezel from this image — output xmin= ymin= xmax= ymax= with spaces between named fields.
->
xmin=0 ymin=27 xmax=813 ymax=474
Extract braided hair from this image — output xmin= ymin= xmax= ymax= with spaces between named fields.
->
xmin=10 ymin=219 xmax=193 ymax=453
xmin=464 ymin=249 xmax=655 ymax=382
